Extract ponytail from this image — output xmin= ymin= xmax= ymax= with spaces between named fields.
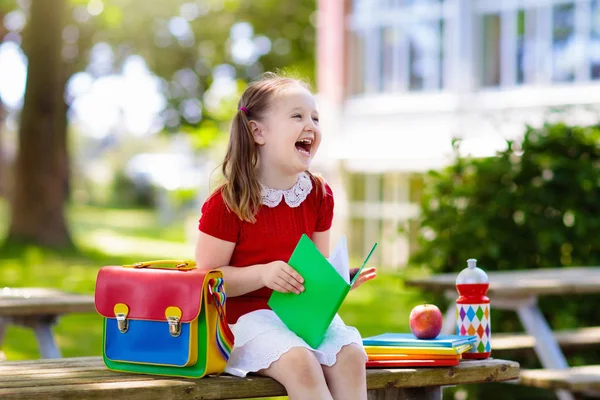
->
xmin=221 ymin=109 xmax=262 ymax=223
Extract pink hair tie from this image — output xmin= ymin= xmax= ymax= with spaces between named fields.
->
xmin=239 ymin=107 xmax=248 ymax=115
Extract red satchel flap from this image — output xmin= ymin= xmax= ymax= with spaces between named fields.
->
xmin=95 ymin=266 xmax=207 ymax=323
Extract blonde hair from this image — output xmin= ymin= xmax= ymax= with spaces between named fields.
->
xmin=220 ymin=72 xmax=324 ymax=223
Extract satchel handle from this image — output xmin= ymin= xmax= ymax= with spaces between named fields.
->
xmin=122 ymin=260 xmax=197 ymax=271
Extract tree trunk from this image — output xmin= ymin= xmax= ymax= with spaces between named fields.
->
xmin=0 ymin=7 xmax=5 ymax=199
xmin=0 ymin=98 xmax=4 ymax=197
xmin=6 ymin=0 xmax=72 ymax=248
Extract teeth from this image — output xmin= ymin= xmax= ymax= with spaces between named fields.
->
xmin=298 ymin=139 xmax=313 ymax=144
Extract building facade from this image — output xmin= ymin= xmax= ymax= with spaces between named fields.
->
xmin=315 ymin=0 xmax=600 ymax=269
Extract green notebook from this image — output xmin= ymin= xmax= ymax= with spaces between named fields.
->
xmin=268 ymin=234 xmax=377 ymax=348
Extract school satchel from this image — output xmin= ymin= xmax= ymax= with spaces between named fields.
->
xmin=94 ymin=260 xmax=234 ymax=378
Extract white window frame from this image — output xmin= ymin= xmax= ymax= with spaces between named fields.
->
xmin=476 ymin=0 xmax=596 ymax=88
xmin=347 ymin=0 xmax=452 ymax=94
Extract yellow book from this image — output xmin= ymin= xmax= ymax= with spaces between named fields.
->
xmin=364 ymin=344 xmax=472 ymax=356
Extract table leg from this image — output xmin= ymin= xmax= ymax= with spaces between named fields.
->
xmin=516 ymin=301 xmax=574 ymax=400
xmin=0 ymin=318 xmax=7 ymax=361
xmin=0 ymin=315 xmax=62 ymax=359
xmin=367 ymin=387 xmax=442 ymax=400
xmin=28 ymin=316 xmax=61 ymax=359
xmin=516 ymin=302 xmax=568 ymax=369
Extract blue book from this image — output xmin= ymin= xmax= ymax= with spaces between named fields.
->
xmin=362 ymin=333 xmax=478 ymax=348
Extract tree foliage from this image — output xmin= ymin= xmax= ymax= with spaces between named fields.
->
xmin=1 ymin=0 xmax=317 ymax=247
xmin=65 ymin=0 xmax=317 ymax=134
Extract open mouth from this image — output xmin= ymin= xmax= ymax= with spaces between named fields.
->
xmin=295 ymin=138 xmax=313 ymax=156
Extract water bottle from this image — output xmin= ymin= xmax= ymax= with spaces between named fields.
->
xmin=456 ymin=258 xmax=491 ymax=359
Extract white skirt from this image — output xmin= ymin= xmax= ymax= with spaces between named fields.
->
xmin=224 ymin=309 xmax=367 ymax=377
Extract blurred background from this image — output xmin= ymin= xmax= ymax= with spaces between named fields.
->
xmin=0 ymin=0 xmax=599 ymax=399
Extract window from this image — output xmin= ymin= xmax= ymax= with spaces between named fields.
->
xmin=379 ymin=26 xmax=396 ymax=91
xmin=405 ymin=0 xmax=443 ymax=5
xmin=552 ymin=3 xmax=576 ymax=82
xmin=347 ymin=0 xmax=447 ymax=94
xmin=477 ymin=0 xmax=600 ymax=87
xmin=481 ymin=14 xmax=501 ymax=87
xmin=351 ymin=0 xmax=369 ymax=12
xmin=592 ymin=0 xmax=600 ymax=79
xmin=516 ymin=10 xmax=526 ymax=84
xmin=517 ymin=9 xmax=537 ymax=85
xmin=408 ymin=19 xmax=443 ymax=90
xmin=346 ymin=0 xmax=600 ymax=95
xmin=348 ymin=173 xmax=366 ymax=202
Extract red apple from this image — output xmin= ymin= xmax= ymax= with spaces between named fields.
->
xmin=409 ymin=302 xmax=443 ymax=339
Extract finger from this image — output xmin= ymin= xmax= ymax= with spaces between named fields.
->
xmin=352 ymin=271 xmax=377 ymax=289
xmin=360 ymin=271 xmax=377 ymax=281
xmin=273 ymin=281 xmax=293 ymax=294
xmin=283 ymin=268 xmax=304 ymax=288
xmin=361 ymin=271 xmax=377 ymax=281
xmin=277 ymin=277 xmax=301 ymax=294
xmin=279 ymin=274 xmax=304 ymax=293
xmin=282 ymin=265 xmax=304 ymax=285
xmin=282 ymin=274 xmax=304 ymax=293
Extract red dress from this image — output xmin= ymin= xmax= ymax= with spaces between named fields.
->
xmin=198 ymin=175 xmax=334 ymax=324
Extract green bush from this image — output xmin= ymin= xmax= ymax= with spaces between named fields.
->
xmin=109 ymin=170 xmax=156 ymax=208
xmin=409 ymin=122 xmax=600 ymax=399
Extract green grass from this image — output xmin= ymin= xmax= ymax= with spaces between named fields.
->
xmin=0 ymin=200 xmax=197 ymax=360
xmin=0 ymin=199 xmax=426 ymax=399
xmin=71 ymin=205 xmax=189 ymax=243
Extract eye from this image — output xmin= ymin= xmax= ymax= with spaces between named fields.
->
xmin=292 ymin=114 xmax=302 ymax=119
xmin=312 ymin=117 xmax=319 ymax=123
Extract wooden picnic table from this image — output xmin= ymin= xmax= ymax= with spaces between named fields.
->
xmin=0 ymin=287 xmax=95 ymax=359
xmin=0 ymin=356 xmax=520 ymax=399
xmin=405 ymin=266 xmax=600 ymax=400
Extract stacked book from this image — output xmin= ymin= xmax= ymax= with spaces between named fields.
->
xmin=362 ymin=333 xmax=478 ymax=367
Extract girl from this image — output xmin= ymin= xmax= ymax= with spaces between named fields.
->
xmin=195 ymin=72 xmax=377 ymax=400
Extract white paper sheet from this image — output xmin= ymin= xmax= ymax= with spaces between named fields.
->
xmin=327 ymin=235 xmax=350 ymax=284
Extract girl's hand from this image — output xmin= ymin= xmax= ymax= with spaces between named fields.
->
xmin=350 ymin=267 xmax=377 ymax=290
xmin=262 ymin=261 xmax=305 ymax=294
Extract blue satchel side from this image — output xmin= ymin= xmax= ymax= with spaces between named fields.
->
xmin=105 ymin=318 xmax=192 ymax=367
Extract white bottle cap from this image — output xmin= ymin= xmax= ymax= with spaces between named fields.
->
xmin=456 ymin=258 xmax=488 ymax=284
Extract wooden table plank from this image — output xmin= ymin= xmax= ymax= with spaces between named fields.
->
xmin=492 ymin=327 xmax=600 ymax=351
xmin=0 ymin=357 xmax=519 ymax=399
xmin=0 ymin=366 xmax=108 ymax=379
xmin=519 ymin=365 xmax=600 ymax=392
xmin=365 ymin=359 xmax=519 ymax=390
xmin=0 ymin=287 xmax=95 ymax=317
xmin=0 ymin=356 xmax=103 ymax=370
xmin=404 ymin=267 xmax=600 ymax=297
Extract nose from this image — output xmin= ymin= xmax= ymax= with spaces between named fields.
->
xmin=305 ymin=118 xmax=318 ymax=133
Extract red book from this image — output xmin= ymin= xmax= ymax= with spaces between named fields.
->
xmin=366 ymin=358 xmax=460 ymax=368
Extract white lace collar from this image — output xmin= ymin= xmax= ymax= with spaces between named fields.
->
xmin=260 ymin=172 xmax=313 ymax=208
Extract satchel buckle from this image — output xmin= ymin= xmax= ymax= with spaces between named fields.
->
xmin=167 ymin=316 xmax=181 ymax=337
xmin=165 ymin=306 xmax=183 ymax=338
xmin=116 ymin=313 xmax=129 ymax=333
xmin=114 ymin=303 xmax=129 ymax=333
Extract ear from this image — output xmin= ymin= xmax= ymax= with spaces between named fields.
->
xmin=249 ymin=120 xmax=266 ymax=145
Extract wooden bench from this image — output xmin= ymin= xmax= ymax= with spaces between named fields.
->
xmin=493 ymin=329 xmax=600 ymax=396
xmin=519 ymin=366 xmax=600 ymax=397
xmin=0 ymin=287 xmax=95 ymax=359
xmin=0 ymin=356 xmax=520 ymax=399
xmin=492 ymin=327 xmax=600 ymax=352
